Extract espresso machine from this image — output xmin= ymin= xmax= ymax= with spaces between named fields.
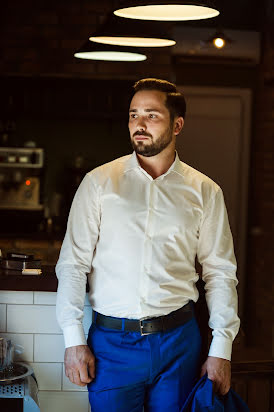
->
xmin=0 ymin=147 xmax=44 ymax=234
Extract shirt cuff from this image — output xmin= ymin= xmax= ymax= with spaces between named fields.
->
xmin=208 ymin=336 xmax=232 ymax=361
xmin=63 ymin=324 xmax=87 ymax=348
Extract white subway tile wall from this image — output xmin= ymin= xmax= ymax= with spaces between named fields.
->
xmin=39 ymin=391 xmax=89 ymax=412
xmin=34 ymin=291 xmax=57 ymax=305
xmin=30 ymin=362 xmax=62 ymax=391
xmin=0 ymin=290 xmax=33 ymax=304
xmin=7 ymin=304 xmax=61 ymax=333
xmin=0 ymin=291 xmax=92 ymax=412
xmin=34 ymin=334 xmax=64 ymax=362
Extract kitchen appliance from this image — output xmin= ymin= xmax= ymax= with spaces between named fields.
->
xmin=0 ymin=338 xmax=40 ymax=411
xmin=0 ymin=147 xmax=44 ymax=233
xmin=0 ymin=147 xmax=44 ymax=210
xmin=0 ymin=364 xmax=40 ymax=412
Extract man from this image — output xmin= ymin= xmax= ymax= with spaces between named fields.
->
xmin=56 ymin=78 xmax=240 ymax=411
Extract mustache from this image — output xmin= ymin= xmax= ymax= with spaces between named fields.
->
xmin=133 ymin=131 xmax=152 ymax=137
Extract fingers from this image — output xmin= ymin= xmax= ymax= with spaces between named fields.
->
xmin=64 ymin=345 xmax=96 ymax=386
xmin=67 ymin=369 xmax=86 ymax=387
xmin=219 ymin=381 xmax=230 ymax=396
xmin=66 ymin=363 xmax=92 ymax=386
xmin=204 ymin=356 xmax=231 ymax=396
xmin=65 ymin=363 xmax=94 ymax=386
xmin=88 ymin=360 xmax=96 ymax=380
xmin=209 ymin=374 xmax=230 ymax=395
xmin=215 ymin=383 xmax=229 ymax=395
xmin=210 ymin=376 xmax=230 ymax=396
xmin=79 ymin=363 xmax=92 ymax=384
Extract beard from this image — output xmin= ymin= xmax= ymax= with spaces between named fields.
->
xmin=130 ymin=125 xmax=173 ymax=157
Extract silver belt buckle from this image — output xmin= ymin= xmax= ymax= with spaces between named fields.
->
xmin=139 ymin=320 xmax=150 ymax=336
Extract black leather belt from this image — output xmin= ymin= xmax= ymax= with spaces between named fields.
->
xmin=92 ymin=301 xmax=193 ymax=336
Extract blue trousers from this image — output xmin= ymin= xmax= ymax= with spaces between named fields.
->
xmin=87 ymin=312 xmax=202 ymax=412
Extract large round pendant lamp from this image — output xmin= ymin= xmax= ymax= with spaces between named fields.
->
xmin=114 ymin=1 xmax=220 ymax=21
xmin=74 ymin=41 xmax=147 ymax=62
xmin=89 ymin=16 xmax=175 ymax=47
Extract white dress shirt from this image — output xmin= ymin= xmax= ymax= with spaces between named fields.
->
xmin=56 ymin=151 xmax=240 ymax=360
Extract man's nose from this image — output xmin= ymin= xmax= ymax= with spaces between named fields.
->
xmin=136 ymin=117 xmax=147 ymax=130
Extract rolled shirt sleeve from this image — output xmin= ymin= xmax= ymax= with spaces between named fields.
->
xmin=197 ymin=186 xmax=240 ymax=361
xmin=56 ymin=173 xmax=100 ymax=348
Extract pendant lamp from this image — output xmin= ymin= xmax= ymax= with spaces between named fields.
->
xmin=114 ymin=0 xmax=220 ymax=21
xmin=89 ymin=15 xmax=175 ymax=47
xmin=74 ymin=41 xmax=147 ymax=62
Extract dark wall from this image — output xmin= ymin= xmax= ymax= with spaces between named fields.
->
xmin=0 ymin=77 xmax=132 ymax=194
xmin=242 ymin=18 xmax=274 ymax=359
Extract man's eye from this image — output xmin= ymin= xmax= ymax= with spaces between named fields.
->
xmin=130 ymin=114 xmax=137 ymax=119
xmin=149 ymin=114 xmax=157 ymax=119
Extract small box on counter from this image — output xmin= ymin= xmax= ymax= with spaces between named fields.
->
xmin=22 ymin=268 xmax=42 ymax=275
xmin=0 ymin=251 xmax=42 ymax=275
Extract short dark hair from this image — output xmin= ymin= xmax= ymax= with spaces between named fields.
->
xmin=133 ymin=78 xmax=186 ymax=120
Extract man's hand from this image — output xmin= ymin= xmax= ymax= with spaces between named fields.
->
xmin=64 ymin=345 xmax=95 ymax=386
xmin=200 ymin=356 xmax=231 ymax=395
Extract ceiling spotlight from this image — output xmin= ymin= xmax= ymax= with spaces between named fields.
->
xmin=74 ymin=41 xmax=147 ymax=62
xmin=114 ymin=1 xmax=220 ymax=21
xmin=213 ymin=37 xmax=225 ymax=48
xmin=206 ymin=30 xmax=233 ymax=49
xmin=90 ymin=16 xmax=175 ymax=47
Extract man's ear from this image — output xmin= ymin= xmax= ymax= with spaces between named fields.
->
xmin=174 ymin=117 xmax=184 ymax=136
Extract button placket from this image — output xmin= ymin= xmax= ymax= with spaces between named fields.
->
xmin=146 ymin=181 xmax=156 ymax=267
xmin=140 ymin=181 xmax=157 ymax=307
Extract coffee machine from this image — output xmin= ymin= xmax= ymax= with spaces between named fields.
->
xmin=0 ymin=147 xmax=44 ymax=233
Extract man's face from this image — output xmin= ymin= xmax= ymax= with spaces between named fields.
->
xmin=128 ymin=90 xmax=174 ymax=157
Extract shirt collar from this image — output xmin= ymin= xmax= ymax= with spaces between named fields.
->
xmin=170 ymin=151 xmax=185 ymax=178
xmin=124 ymin=151 xmax=140 ymax=173
xmin=124 ymin=151 xmax=184 ymax=179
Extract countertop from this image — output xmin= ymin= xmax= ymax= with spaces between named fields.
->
xmin=0 ymin=265 xmax=58 ymax=291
